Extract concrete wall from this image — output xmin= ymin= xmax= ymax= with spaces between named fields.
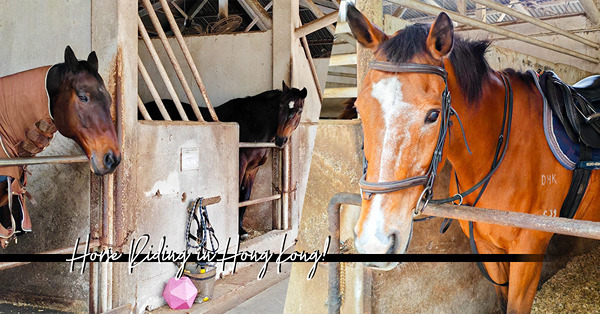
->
xmin=0 ymin=1 xmax=93 ymax=308
xmin=138 ymin=31 xmax=273 ymax=106
xmin=117 ymin=121 xmax=239 ymax=311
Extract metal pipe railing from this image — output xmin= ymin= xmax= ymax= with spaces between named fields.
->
xmin=137 ymin=96 xmax=152 ymax=121
xmin=137 ymin=57 xmax=172 ymax=120
xmin=140 ymin=0 xmax=205 ymax=121
xmin=245 ymin=1 xmax=273 ymax=31
xmin=300 ymin=36 xmax=324 ymax=101
xmin=295 ymin=11 xmax=339 ymax=38
xmin=422 ymin=203 xmax=600 ymax=240
xmin=390 ymin=0 xmax=599 ymax=63
xmin=0 ymin=155 xmax=88 ymax=166
xmin=239 ymin=142 xmax=280 ymax=148
xmin=470 ymin=0 xmax=599 ymax=49
xmin=327 ymin=192 xmax=362 ymax=314
xmin=138 ymin=16 xmax=190 ymax=121
xmin=238 ymin=194 xmax=282 ymax=208
xmin=157 ymin=0 xmax=220 ymax=122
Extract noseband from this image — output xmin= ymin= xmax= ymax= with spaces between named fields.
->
xmin=359 ymin=60 xmax=453 ymax=213
xmin=359 ymin=59 xmax=513 ymax=216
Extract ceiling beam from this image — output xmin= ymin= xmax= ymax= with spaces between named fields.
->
xmin=579 ymin=0 xmax=600 ymax=26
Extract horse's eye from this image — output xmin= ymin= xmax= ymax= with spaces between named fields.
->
xmin=425 ymin=109 xmax=440 ymax=123
xmin=79 ymin=95 xmax=89 ymax=103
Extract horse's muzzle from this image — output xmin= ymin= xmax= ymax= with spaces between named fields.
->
xmin=275 ymin=136 xmax=288 ymax=148
xmin=90 ymin=150 xmax=121 ymax=175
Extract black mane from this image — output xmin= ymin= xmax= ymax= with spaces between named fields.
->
xmin=377 ymin=23 xmax=493 ymax=103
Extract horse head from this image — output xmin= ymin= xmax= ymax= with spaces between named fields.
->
xmin=47 ymin=46 xmax=121 ymax=175
xmin=275 ymin=81 xmax=307 ymax=147
xmin=347 ymin=5 xmax=454 ymax=269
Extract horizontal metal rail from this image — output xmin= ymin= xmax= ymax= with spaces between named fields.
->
xmin=239 ymin=142 xmax=279 ymax=148
xmin=239 ymin=194 xmax=281 ymax=207
xmin=390 ymin=0 xmax=599 ymax=63
xmin=295 ymin=11 xmax=339 ymax=38
xmin=0 ymin=155 xmax=88 ymax=166
xmin=0 ymin=240 xmax=100 ymax=271
xmin=422 ymin=204 xmax=600 ymax=240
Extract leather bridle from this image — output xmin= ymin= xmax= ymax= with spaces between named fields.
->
xmin=359 ymin=59 xmax=513 ymax=216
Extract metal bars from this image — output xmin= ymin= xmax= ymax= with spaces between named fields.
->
xmin=390 ymin=0 xmax=599 ymax=63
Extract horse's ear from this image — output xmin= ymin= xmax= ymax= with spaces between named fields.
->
xmin=64 ymin=46 xmax=79 ymax=72
xmin=300 ymin=88 xmax=307 ymax=99
xmin=426 ymin=12 xmax=454 ymax=60
xmin=282 ymin=80 xmax=290 ymax=92
xmin=346 ymin=3 xmax=388 ymax=51
xmin=87 ymin=51 xmax=99 ymax=72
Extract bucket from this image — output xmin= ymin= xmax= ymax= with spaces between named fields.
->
xmin=184 ymin=263 xmax=217 ymax=303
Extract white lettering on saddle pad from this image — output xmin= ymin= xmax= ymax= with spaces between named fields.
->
xmin=541 ymin=174 xmax=557 ymax=186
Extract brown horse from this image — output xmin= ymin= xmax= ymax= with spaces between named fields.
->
xmin=0 ymin=46 xmax=120 ymax=247
xmin=346 ymin=5 xmax=600 ymax=313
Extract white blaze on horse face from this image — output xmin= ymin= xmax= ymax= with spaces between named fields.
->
xmin=288 ymin=101 xmax=295 ymax=109
xmin=355 ymin=77 xmax=420 ymax=254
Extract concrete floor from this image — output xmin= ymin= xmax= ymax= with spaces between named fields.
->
xmin=226 ymin=278 xmax=289 ymax=314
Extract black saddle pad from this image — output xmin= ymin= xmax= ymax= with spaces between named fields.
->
xmin=539 ymin=71 xmax=600 ymax=148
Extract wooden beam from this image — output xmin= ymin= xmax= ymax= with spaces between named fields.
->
xmin=580 ymin=0 xmax=600 ymax=26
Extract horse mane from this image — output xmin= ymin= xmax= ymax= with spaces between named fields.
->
xmin=377 ymin=23 xmax=497 ymax=104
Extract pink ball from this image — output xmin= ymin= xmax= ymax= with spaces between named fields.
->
xmin=162 ymin=277 xmax=198 ymax=310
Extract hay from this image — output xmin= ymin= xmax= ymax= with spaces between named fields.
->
xmin=532 ymin=245 xmax=600 ymax=313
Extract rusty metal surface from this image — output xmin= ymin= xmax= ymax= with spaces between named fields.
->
xmin=423 ymin=204 xmax=600 ymax=240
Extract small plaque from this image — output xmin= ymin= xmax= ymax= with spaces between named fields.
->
xmin=180 ymin=147 xmax=200 ymax=171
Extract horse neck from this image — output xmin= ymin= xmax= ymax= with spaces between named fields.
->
xmin=444 ymin=65 xmax=511 ymax=190
xmin=251 ymin=91 xmax=281 ymax=141
xmin=0 ymin=66 xmax=54 ymax=157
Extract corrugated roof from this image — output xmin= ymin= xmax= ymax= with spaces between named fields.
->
xmin=384 ymin=0 xmax=586 ymax=24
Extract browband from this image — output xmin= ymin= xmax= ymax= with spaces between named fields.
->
xmin=369 ymin=61 xmax=447 ymax=80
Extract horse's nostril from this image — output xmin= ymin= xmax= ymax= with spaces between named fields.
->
xmin=104 ymin=152 xmax=115 ymax=169
xmin=386 ymin=232 xmax=398 ymax=254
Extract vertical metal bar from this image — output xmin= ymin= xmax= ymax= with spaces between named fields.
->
xmin=137 ymin=96 xmax=152 ymax=121
xmin=272 ymin=147 xmax=282 ymax=229
xmin=300 ymin=36 xmax=323 ymax=101
xmin=140 ymin=0 xmax=205 ymax=121
xmin=219 ymin=0 xmax=229 ymax=19
xmin=137 ymin=16 xmax=189 ymax=121
xmin=282 ymin=143 xmax=291 ymax=230
xmin=157 ymin=0 xmax=220 ymax=121
xmin=137 ymin=57 xmax=172 ymax=120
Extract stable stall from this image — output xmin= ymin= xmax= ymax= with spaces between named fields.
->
xmin=0 ymin=0 xmax=333 ymax=312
